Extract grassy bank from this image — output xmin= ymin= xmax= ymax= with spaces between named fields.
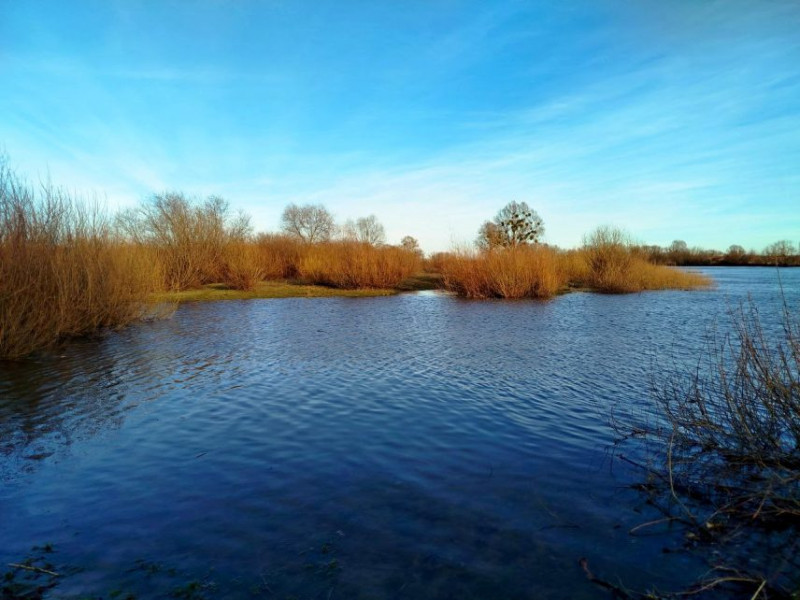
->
xmin=151 ymin=281 xmax=398 ymax=303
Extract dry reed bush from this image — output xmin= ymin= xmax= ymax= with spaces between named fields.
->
xmin=255 ymin=233 xmax=305 ymax=280
xmin=582 ymin=226 xmax=710 ymax=293
xmin=0 ymin=161 xmax=158 ymax=359
xmin=117 ymin=193 xmax=252 ymax=291
xmin=221 ymin=241 xmax=263 ymax=290
xmin=298 ymin=241 xmax=420 ymax=289
xmin=558 ymin=249 xmax=590 ymax=286
xmin=440 ymin=246 xmax=565 ymax=299
xmin=612 ymin=301 xmax=800 ymax=598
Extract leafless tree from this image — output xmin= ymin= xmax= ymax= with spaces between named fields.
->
xmin=280 ymin=203 xmax=335 ymax=243
xmin=400 ymin=235 xmax=421 ymax=254
xmin=475 ymin=221 xmax=506 ymax=250
xmin=763 ymin=239 xmax=796 ymax=258
xmin=341 ymin=214 xmax=385 ymax=245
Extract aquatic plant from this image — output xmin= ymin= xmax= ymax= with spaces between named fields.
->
xmin=614 ymin=298 xmax=800 ymax=598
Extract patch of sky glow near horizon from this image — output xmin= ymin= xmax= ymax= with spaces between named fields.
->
xmin=1 ymin=0 xmax=799 ymax=253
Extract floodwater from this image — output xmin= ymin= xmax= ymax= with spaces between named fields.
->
xmin=1 ymin=268 xmax=798 ymax=599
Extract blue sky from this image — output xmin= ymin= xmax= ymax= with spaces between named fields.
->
xmin=2 ymin=0 xmax=799 ymax=253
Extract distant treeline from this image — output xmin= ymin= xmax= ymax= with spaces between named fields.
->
xmin=633 ymin=240 xmax=800 ymax=267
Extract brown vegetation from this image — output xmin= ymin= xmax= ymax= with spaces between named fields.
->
xmin=254 ymin=233 xmax=304 ymax=280
xmin=440 ymin=227 xmax=710 ymax=299
xmin=581 ymin=226 xmax=710 ymax=293
xmin=0 ymin=160 xmax=158 ymax=359
xmin=298 ymin=241 xmax=421 ymax=289
xmin=439 ymin=245 xmax=564 ymax=299
xmin=637 ymin=238 xmax=800 ymax=267
xmin=116 ymin=192 xmax=253 ymax=291
xmin=611 ymin=300 xmax=800 ymax=598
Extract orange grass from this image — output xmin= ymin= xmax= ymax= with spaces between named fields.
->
xmin=0 ymin=163 xmax=159 ymax=359
xmin=116 ymin=193 xmax=252 ymax=291
xmin=440 ymin=228 xmax=711 ymax=299
xmin=579 ymin=227 xmax=711 ymax=293
xmin=254 ymin=233 xmax=304 ymax=280
xmin=298 ymin=241 xmax=421 ymax=289
xmin=439 ymin=245 xmax=565 ymax=299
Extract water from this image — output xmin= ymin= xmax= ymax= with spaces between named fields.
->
xmin=1 ymin=267 xmax=798 ymax=598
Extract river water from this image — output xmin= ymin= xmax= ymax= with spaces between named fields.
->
xmin=1 ymin=267 xmax=798 ymax=599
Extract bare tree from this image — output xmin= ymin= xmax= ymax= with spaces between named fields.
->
xmin=763 ymin=239 xmax=796 ymax=258
xmin=341 ymin=214 xmax=386 ymax=245
xmin=355 ymin=215 xmax=385 ymax=245
xmin=476 ymin=202 xmax=544 ymax=249
xmin=280 ymin=203 xmax=335 ymax=243
xmin=400 ymin=235 xmax=421 ymax=254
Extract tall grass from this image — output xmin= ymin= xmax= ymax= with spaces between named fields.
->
xmin=298 ymin=241 xmax=421 ymax=289
xmin=117 ymin=193 xmax=252 ymax=291
xmin=0 ymin=161 xmax=158 ymax=359
xmin=581 ymin=226 xmax=711 ymax=293
xmin=439 ymin=228 xmax=710 ymax=300
xmin=439 ymin=245 xmax=564 ymax=299
xmin=254 ymin=233 xmax=304 ymax=279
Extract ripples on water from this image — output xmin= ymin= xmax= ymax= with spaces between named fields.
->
xmin=1 ymin=267 xmax=798 ymax=598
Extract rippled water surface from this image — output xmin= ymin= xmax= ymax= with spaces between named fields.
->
xmin=1 ymin=268 xmax=798 ymax=598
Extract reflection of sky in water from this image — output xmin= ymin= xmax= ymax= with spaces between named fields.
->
xmin=0 ymin=267 xmax=798 ymax=598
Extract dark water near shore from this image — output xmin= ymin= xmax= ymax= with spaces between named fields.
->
xmin=1 ymin=268 xmax=798 ymax=599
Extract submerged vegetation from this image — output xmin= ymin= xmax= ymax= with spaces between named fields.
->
xmin=612 ymin=300 xmax=800 ymax=598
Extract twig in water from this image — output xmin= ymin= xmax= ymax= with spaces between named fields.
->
xmin=8 ymin=563 xmax=59 ymax=577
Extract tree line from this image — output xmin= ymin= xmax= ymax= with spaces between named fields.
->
xmin=635 ymin=239 xmax=800 ymax=267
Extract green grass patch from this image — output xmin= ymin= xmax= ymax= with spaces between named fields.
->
xmin=150 ymin=280 xmax=398 ymax=303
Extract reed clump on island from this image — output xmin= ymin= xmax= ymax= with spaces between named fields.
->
xmin=438 ymin=226 xmax=711 ymax=299
xmin=439 ymin=245 xmax=564 ymax=299
xmin=299 ymin=241 xmax=421 ymax=289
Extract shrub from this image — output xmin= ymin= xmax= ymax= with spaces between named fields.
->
xmin=254 ymin=233 xmax=305 ymax=280
xmin=581 ymin=226 xmax=710 ymax=293
xmin=439 ymin=245 xmax=565 ymax=299
xmin=616 ymin=300 xmax=800 ymax=597
xmin=0 ymin=160 xmax=158 ymax=359
xmin=221 ymin=241 xmax=263 ymax=291
xmin=117 ymin=193 xmax=251 ymax=291
xmin=298 ymin=241 xmax=420 ymax=289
